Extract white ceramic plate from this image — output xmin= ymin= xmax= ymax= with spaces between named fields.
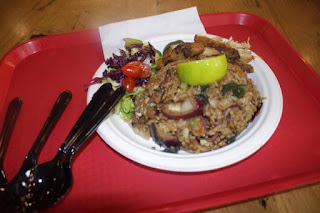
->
xmin=87 ymin=33 xmax=283 ymax=172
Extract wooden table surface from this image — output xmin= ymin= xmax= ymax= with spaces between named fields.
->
xmin=0 ymin=0 xmax=319 ymax=212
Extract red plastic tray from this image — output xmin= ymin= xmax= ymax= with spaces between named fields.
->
xmin=1 ymin=12 xmax=320 ymax=213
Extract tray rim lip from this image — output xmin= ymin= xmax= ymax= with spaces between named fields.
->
xmin=138 ymin=170 xmax=320 ymax=213
xmin=0 ymin=28 xmax=100 ymax=66
xmin=200 ymin=11 xmax=320 ymax=82
xmin=0 ymin=29 xmax=101 ymax=114
xmin=0 ymin=11 xmax=320 ymax=212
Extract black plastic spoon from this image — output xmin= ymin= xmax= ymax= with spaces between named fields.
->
xmin=7 ymin=84 xmax=125 ymax=212
xmin=0 ymin=98 xmax=22 ymax=195
xmin=52 ymin=83 xmax=113 ymax=204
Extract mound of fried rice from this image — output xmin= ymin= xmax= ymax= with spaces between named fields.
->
xmin=129 ymin=35 xmax=265 ymax=153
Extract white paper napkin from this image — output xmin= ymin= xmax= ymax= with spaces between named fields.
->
xmin=99 ymin=7 xmax=206 ymax=59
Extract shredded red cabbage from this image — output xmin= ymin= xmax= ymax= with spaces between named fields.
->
xmin=90 ymin=42 xmax=156 ymax=87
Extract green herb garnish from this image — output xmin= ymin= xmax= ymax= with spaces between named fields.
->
xmin=225 ymin=131 xmax=238 ymax=144
xmin=163 ymin=146 xmax=180 ymax=153
xmin=221 ymin=82 xmax=247 ymax=98
xmin=196 ymin=85 xmax=209 ymax=103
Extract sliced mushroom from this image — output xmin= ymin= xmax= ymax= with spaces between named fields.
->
xmin=194 ymin=34 xmax=240 ymax=62
xmin=162 ymin=42 xmax=205 ymax=65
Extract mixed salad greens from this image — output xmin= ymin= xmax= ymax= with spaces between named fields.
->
xmin=90 ymin=38 xmax=162 ymax=119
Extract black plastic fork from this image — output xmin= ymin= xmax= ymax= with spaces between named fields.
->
xmin=0 ymin=98 xmax=22 ymax=204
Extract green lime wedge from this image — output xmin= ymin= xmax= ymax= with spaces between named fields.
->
xmin=177 ymin=54 xmax=227 ymax=85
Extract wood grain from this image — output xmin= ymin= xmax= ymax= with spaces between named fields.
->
xmin=0 ymin=0 xmax=319 ymax=212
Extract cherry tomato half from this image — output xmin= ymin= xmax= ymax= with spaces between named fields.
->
xmin=121 ymin=77 xmax=135 ymax=92
xmin=126 ymin=61 xmax=152 ymax=78
xmin=121 ymin=64 xmax=142 ymax=78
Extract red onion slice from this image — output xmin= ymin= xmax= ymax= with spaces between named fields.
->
xmin=162 ymin=98 xmax=204 ymax=120
xmin=149 ymin=124 xmax=181 ymax=151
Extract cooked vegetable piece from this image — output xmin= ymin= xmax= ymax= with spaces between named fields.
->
xmin=127 ymin=61 xmax=152 ymax=78
xmin=194 ymin=34 xmax=240 ymax=62
xmin=155 ymin=50 xmax=162 ymax=61
xmin=196 ymin=85 xmax=209 ymax=103
xmin=162 ymin=42 xmax=205 ymax=65
xmin=121 ymin=63 xmax=143 ymax=78
xmin=120 ymin=97 xmax=135 ymax=118
xmin=162 ymin=98 xmax=204 ymax=120
xmin=163 ymin=40 xmax=184 ymax=54
xmin=149 ymin=124 xmax=181 ymax=153
xmin=121 ymin=77 xmax=135 ymax=92
xmin=225 ymin=131 xmax=238 ymax=144
xmin=115 ymin=87 xmax=145 ymax=119
xmin=124 ymin=38 xmax=143 ymax=47
xmin=189 ymin=116 xmax=206 ymax=136
xmin=221 ymin=82 xmax=247 ymax=98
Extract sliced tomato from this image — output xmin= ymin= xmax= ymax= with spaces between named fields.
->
xmin=121 ymin=64 xmax=142 ymax=78
xmin=126 ymin=61 xmax=152 ymax=78
xmin=121 ymin=77 xmax=135 ymax=92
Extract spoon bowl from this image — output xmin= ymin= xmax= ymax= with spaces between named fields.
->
xmin=10 ymin=154 xmax=66 ymax=210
